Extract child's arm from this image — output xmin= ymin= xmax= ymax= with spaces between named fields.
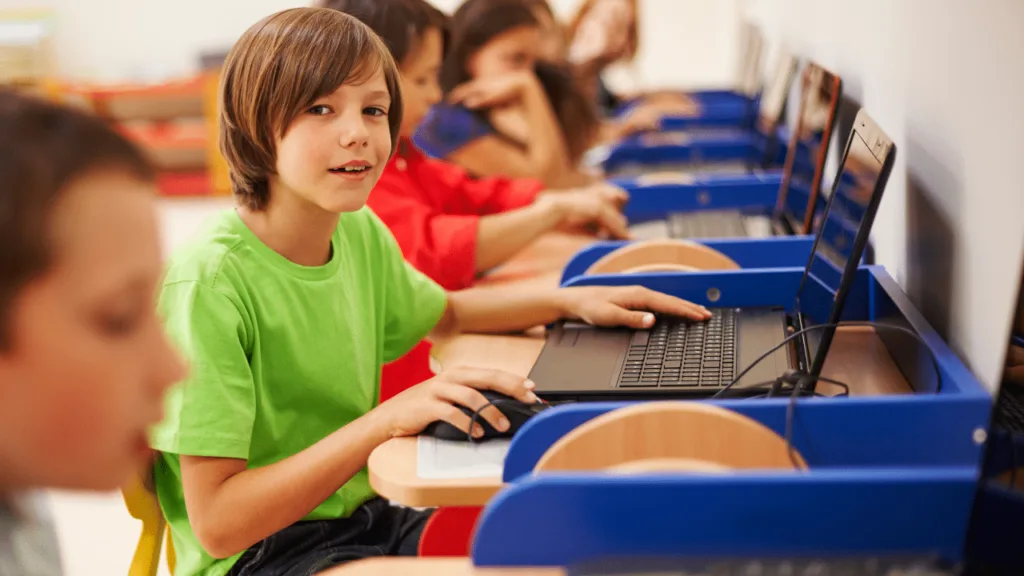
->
xmin=430 ymin=285 xmax=712 ymax=341
xmin=180 ymin=414 xmax=387 ymax=558
xmin=181 ymin=365 xmax=535 ymax=559
xmin=446 ymin=72 xmax=572 ymax=186
xmin=475 ymin=188 xmax=628 ymax=272
xmin=426 ymin=156 xmax=542 ymax=216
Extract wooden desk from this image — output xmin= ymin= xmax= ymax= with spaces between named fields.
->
xmin=369 ymin=326 xmax=913 ymax=507
xmin=478 ymin=232 xmax=593 ymax=287
xmin=323 ymin=557 xmax=562 ymax=575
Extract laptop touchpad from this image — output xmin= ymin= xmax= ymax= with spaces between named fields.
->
xmin=531 ymin=324 xmax=631 ymax=392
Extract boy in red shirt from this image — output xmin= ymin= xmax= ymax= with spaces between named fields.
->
xmin=321 ymin=0 xmax=632 ymax=400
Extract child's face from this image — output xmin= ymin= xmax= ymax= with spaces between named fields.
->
xmin=273 ymin=67 xmax=393 ymax=213
xmin=468 ymin=25 xmax=543 ymax=79
xmin=533 ymin=8 xmax=566 ymax=63
xmin=399 ymin=27 xmax=444 ymax=138
xmin=0 ymin=170 xmax=186 ymax=492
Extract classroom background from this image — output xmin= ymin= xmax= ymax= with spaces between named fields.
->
xmin=1 ymin=0 xmax=1022 ymax=574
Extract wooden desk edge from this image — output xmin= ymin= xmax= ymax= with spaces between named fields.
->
xmin=368 ymin=438 xmax=503 ymax=507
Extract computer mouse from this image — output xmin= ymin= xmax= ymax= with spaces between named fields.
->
xmin=422 ymin=389 xmax=551 ymax=442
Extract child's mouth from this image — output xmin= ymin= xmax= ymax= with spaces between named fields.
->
xmin=328 ymin=164 xmax=372 ymax=180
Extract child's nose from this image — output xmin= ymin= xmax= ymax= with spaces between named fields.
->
xmin=339 ymin=116 xmax=370 ymax=148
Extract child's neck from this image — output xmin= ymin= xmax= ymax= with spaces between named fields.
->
xmin=238 ymin=189 xmax=340 ymax=267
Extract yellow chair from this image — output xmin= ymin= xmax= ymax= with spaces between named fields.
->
xmin=123 ymin=464 xmax=176 ymax=576
xmin=201 ymin=69 xmax=231 ymax=197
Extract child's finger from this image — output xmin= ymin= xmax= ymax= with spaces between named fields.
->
xmin=433 ymin=381 xmax=508 ymax=433
xmin=447 ymin=366 xmax=538 ymax=404
xmin=596 ymin=204 xmax=629 ymax=239
xmin=433 ymin=399 xmax=484 ymax=438
xmin=620 ymin=286 xmax=711 ymax=321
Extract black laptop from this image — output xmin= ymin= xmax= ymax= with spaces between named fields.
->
xmin=529 ymin=109 xmax=896 ymax=401
xmin=629 ymin=63 xmax=841 ymax=242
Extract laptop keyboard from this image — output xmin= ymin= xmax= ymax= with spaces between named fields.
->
xmin=617 ymin=309 xmax=737 ymax=388
xmin=668 ymin=210 xmax=748 ymax=238
xmin=996 ymin=383 xmax=1024 ymax=434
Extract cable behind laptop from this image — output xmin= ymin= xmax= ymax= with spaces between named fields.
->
xmin=712 ymin=321 xmax=943 ymax=400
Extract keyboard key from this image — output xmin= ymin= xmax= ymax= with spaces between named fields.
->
xmin=630 ymin=331 xmax=650 ymax=346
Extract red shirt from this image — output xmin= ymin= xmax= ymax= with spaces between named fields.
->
xmin=370 ymin=141 xmax=544 ymax=401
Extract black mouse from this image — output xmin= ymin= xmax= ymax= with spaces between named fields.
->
xmin=422 ymin=389 xmax=550 ymax=442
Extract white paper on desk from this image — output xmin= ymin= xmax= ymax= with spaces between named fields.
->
xmin=416 ymin=435 xmax=510 ymax=479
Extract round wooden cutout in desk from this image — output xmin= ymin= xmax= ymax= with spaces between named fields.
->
xmin=584 ymin=239 xmax=741 ymax=276
xmin=321 ymin=557 xmax=564 ymax=575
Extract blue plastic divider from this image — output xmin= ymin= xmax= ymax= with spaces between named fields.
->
xmin=465 ymin=265 xmax=990 ymax=567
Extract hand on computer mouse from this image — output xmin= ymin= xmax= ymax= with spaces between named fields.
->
xmin=372 ymin=366 xmax=538 ymax=440
xmin=555 ymin=285 xmax=712 ymax=330
xmin=423 ymin=389 xmax=551 ymax=442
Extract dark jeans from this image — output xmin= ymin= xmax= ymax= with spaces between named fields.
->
xmin=227 ymin=498 xmax=433 ymax=576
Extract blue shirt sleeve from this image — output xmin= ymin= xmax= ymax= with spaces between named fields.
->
xmin=413 ymin=103 xmax=494 ymax=159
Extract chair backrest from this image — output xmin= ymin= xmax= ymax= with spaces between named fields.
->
xmin=122 ymin=463 xmax=175 ymax=576
xmin=201 ymin=69 xmax=231 ymax=197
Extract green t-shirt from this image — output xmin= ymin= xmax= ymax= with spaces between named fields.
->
xmin=150 ymin=208 xmax=447 ymax=576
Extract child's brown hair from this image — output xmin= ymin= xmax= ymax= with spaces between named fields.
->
xmin=318 ymin=0 xmax=449 ymax=67
xmin=219 ymin=7 xmax=403 ymax=210
xmin=0 ymin=90 xmax=154 ymax=348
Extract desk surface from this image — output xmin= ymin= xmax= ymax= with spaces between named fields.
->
xmin=478 ymin=232 xmax=593 ymax=287
xmin=369 ymin=326 xmax=913 ymax=507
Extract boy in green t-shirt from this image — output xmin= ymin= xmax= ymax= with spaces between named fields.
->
xmin=150 ymin=8 xmax=710 ymax=576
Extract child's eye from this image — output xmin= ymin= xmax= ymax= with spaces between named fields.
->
xmin=307 ymin=105 xmax=332 ymax=116
xmin=364 ymin=106 xmax=388 ymax=117
xmin=93 ymin=308 xmax=142 ymax=338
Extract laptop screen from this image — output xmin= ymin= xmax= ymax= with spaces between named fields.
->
xmin=757 ymin=50 xmax=796 ymax=130
xmin=794 ymin=111 xmax=895 ymax=375
xmin=739 ymin=28 xmax=764 ymax=97
xmin=778 ymin=65 xmax=840 ymax=233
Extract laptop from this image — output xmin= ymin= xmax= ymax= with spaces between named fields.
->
xmin=528 ymin=109 xmax=896 ymax=401
xmin=629 ymin=63 xmax=843 ymax=241
xmin=641 ymin=48 xmax=797 ymax=145
xmin=604 ymin=49 xmax=799 ymax=180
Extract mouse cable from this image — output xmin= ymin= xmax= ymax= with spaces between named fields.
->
xmin=465 ymin=397 xmax=549 ymax=444
xmin=732 ymin=373 xmax=852 ymax=470
xmin=780 ymin=371 xmax=854 ymax=469
xmin=711 ymin=321 xmax=943 ymax=400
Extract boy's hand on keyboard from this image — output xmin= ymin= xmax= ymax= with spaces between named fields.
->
xmin=537 ymin=182 xmax=627 ymax=207
xmin=556 ymin=286 xmax=712 ymax=329
xmin=375 ymin=367 xmax=538 ymax=439
xmin=538 ymin=189 xmax=629 ymax=239
xmin=586 ymin=182 xmax=629 ymax=208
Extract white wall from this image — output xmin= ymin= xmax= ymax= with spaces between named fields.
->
xmin=4 ymin=0 xmax=736 ymax=86
xmin=744 ymin=0 xmax=1024 ymax=391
